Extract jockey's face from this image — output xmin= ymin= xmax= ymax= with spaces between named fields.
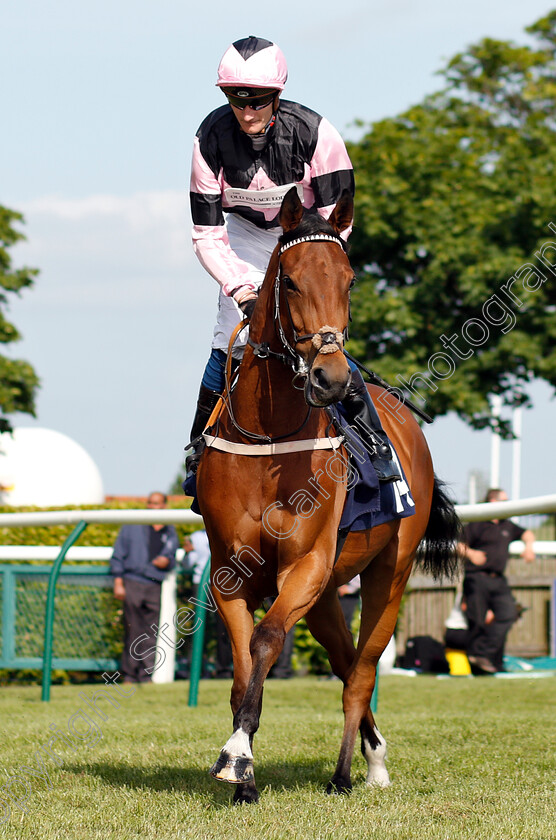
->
xmin=230 ymin=97 xmax=278 ymax=135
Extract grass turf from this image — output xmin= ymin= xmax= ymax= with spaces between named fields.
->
xmin=0 ymin=675 xmax=554 ymax=839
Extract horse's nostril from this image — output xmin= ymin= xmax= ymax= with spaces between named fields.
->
xmin=312 ymin=367 xmax=331 ymax=392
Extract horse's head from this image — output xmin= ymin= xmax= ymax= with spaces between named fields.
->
xmin=275 ymin=188 xmax=354 ymax=407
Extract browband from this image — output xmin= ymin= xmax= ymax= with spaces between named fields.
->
xmin=279 ymin=234 xmax=344 ymax=254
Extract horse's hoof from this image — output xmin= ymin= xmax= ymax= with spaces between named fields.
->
xmin=233 ymin=785 xmax=259 ymax=805
xmin=365 ymin=770 xmax=391 ymax=788
xmin=326 ymin=778 xmax=352 ymax=795
xmin=209 ymin=750 xmax=255 ymax=784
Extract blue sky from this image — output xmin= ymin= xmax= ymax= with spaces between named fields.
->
xmin=1 ymin=0 xmax=555 ymax=501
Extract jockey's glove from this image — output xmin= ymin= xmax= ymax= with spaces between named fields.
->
xmin=239 ymin=297 xmax=257 ymax=319
xmin=232 ymin=286 xmax=259 ymax=320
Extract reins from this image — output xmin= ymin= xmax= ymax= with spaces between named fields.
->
xmin=215 ymin=320 xmax=313 ymax=445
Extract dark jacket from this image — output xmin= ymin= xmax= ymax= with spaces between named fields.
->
xmin=110 ymin=524 xmax=178 ymax=584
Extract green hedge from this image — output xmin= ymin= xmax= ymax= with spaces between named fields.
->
xmin=0 ymin=499 xmax=198 ymax=549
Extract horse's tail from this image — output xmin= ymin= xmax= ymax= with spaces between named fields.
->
xmin=415 ymin=476 xmax=462 ymax=580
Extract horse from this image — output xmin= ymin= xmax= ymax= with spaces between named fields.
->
xmin=195 ymin=187 xmax=460 ymax=804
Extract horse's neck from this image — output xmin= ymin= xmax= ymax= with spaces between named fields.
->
xmin=224 ymin=250 xmax=324 ymax=439
xmin=229 ymin=347 xmax=323 ymax=440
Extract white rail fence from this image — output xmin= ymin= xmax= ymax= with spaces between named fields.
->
xmin=0 ymin=495 xmax=554 ymax=682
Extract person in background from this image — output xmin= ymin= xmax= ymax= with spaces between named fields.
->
xmin=457 ymin=488 xmax=535 ymax=674
xmin=111 ymin=492 xmax=178 ymax=683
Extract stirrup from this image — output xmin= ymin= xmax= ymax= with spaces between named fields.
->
xmin=342 ymin=376 xmax=401 ymax=484
xmin=185 ymin=434 xmax=205 ymax=476
xmin=370 ymin=445 xmax=401 ymax=484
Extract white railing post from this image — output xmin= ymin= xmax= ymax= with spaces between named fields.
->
xmin=152 ymin=567 xmax=178 ymax=684
xmin=511 ymin=406 xmax=522 ymax=503
xmin=490 ymin=394 xmax=502 ymax=487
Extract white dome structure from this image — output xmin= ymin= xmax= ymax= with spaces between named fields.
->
xmin=0 ymin=427 xmax=104 ymax=507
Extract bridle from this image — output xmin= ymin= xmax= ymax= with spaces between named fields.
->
xmin=223 ymin=232 xmax=350 ymax=443
xmin=247 ymin=233 xmax=349 ymax=384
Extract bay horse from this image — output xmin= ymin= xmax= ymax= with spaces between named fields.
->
xmin=196 ymin=187 xmax=459 ymax=804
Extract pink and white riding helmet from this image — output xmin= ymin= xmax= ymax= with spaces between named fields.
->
xmin=216 ymin=36 xmax=288 ymax=91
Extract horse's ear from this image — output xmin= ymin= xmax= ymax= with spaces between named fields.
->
xmin=328 ymin=189 xmax=353 ymax=234
xmin=279 ymin=187 xmax=304 ymax=232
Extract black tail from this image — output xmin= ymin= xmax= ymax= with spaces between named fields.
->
xmin=416 ymin=477 xmax=462 ymax=580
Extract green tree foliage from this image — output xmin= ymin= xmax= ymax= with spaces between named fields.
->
xmin=347 ymin=12 xmax=556 ymax=436
xmin=0 ymin=205 xmax=40 ymax=432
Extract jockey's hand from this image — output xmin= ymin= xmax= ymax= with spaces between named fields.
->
xmin=232 ymin=286 xmax=258 ymax=320
xmin=240 ymin=297 xmax=257 ymax=319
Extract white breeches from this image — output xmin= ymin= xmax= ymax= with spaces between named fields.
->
xmin=211 ymin=214 xmax=282 ymax=358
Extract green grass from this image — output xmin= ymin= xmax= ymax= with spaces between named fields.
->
xmin=0 ymin=676 xmax=554 ymax=839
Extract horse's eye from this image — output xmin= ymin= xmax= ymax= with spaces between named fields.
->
xmin=283 ymin=275 xmax=297 ymax=292
xmin=349 ymin=276 xmax=357 ymax=290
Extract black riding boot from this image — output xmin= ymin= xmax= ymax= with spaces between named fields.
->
xmin=341 ymin=371 xmax=401 ymax=483
xmin=185 ymin=384 xmax=221 ymax=476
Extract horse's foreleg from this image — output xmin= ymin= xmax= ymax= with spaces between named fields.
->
xmin=324 ymin=664 xmax=386 ymax=794
xmin=209 ymin=643 xmax=266 ymax=794
xmin=211 ymin=562 xmax=327 ymax=794
xmin=209 ymin=593 xmax=259 ymax=801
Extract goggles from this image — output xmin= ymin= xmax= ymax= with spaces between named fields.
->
xmin=224 ymin=89 xmax=277 ymax=111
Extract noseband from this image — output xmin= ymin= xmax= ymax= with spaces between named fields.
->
xmin=248 ymin=233 xmax=348 ymax=378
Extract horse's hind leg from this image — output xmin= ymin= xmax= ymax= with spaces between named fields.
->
xmin=359 ymin=710 xmax=389 ymax=787
xmin=330 ymin=540 xmax=412 ymax=793
xmin=305 ymin=587 xmax=358 ymax=681
xmin=304 ymin=588 xmax=359 ymax=793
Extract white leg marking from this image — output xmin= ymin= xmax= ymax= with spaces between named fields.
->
xmin=222 ymin=727 xmax=253 ymax=760
xmin=363 ymin=727 xmax=390 ymax=787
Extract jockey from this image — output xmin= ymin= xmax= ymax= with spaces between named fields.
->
xmin=187 ymin=35 xmax=400 ymax=483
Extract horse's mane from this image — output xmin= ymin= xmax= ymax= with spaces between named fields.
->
xmin=278 ymin=210 xmax=347 ymax=251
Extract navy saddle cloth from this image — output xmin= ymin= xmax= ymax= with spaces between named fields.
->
xmin=331 ymin=405 xmax=415 ymax=532
xmin=184 ymin=410 xmax=415 ymax=532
